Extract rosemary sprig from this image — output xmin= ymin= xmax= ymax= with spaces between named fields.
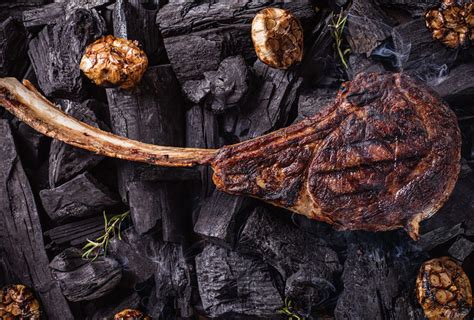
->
xmin=277 ymin=298 xmax=304 ymax=320
xmin=329 ymin=10 xmax=351 ymax=69
xmin=82 ymin=210 xmax=130 ymax=261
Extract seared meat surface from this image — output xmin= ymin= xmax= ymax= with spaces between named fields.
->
xmin=212 ymin=72 xmax=461 ymax=239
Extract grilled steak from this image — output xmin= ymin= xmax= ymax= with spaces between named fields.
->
xmin=0 ymin=72 xmax=461 ymax=239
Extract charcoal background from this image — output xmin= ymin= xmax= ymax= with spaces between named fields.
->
xmin=0 ymin=0 xmax=474 ymax=319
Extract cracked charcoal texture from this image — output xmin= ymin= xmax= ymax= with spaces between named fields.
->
xmin=28 ymin=9 xmax=105 ymax=99
xmin=195 ymin=244 xmax=283 ymax=319
xmin=0 ymin=120 xmax=74 ymax=319
xmin=49 ymin=99 xmax=105 ymax=187
xmin=50 ymin=248 xmax=122 ymax=302
xmin=40 ymin=172 xmax=120 ymax=222
xmin=0 ymin=17 xmax=28 ymax=78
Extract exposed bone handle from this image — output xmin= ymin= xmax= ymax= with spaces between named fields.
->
xmin=0 ymin=78 xmax=217 ymax=167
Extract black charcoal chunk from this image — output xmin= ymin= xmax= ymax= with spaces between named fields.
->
xmin=92 ymin=292 xmax=142 ymax=320
xmin=0 ymin=17 xmax=28 ymax=78
xmin=431 ymin=63 xmax=474 ymax=106
xmin=195 ymin=244 xmax=283 ymax=319
xmin=49 ymin=99 xmax=105 ymax=187
xmin=448 ymin=237 xmax=474 ymax=262
xmin=295 ymin=88 xmax=337 ymax=123
xmin=44 ymin=216 xmax=106 ymax=248
xmin=379 ymin=0 xmax=439 ymax=17
xmin=128 ymin=181 xmax=162 ymax=234
xmin=238 ymin=207 xmax=341 ymax=279
xmin=234 ymin=60 xmax=303 ymax=141
xmin=108 ymin=228 xmax=156 ymax=285
xmin=147 ymin=241 xmax=193 ymax=318
xmin=0 ymin=120 xmax=74 ymax=319
xmin=334 ymin=235 xmax=425 ymax=320
xmin=50 ymin=247 xmax=122 ymax=302
xmin=207 ymin=55 xmax=249 ymax=114
xmin=28 ymin=9 xmax=105 ymax=99
xmin=11 ymin=121 xmax=46 ymax=168
xmin=40 ymin=172 xmax=120 ymax=222
xmin=182 ymin=79 xmax=211 ymax=104
xmin=156 ymin=1 xmax=316 ymax=83
xmin=346 ymin=0 xmax=394 ymax=55
xmin=22 ymin=3 xmax=66 ymax=30
xmin=113 ymin=0 xmax=167 ymax=65
xmin=193 ymin=190 xmax=249 ymax=248
xmin=347 ymin=54 xmax=385 ymax=79
xmin=391 ymin=18 xmax=456 ymax=78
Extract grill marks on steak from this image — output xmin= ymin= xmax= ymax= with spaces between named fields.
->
xmin=212 ymin=73 xmax=460 ymax=238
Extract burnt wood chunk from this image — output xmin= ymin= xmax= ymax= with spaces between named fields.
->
xmin=49 ymin=99 xmax=105 ymax=187
xmin=193 ymin=190 xmax=250 ymax=248
xmin=108 ymin=228 xmax=156 ymax=286
xmin=22 ymin=3 xmax=66 ymax=30
xmin=379 ymin=0 xmax=439 ymax=17
xmin=113 ymin=0 xmax=167 ymax=65
xmin=147 ymin=241 xmax=193 ymax=318
xmin=156 ymin=1 xmax=316 ymax=83
xmin=0 ymin=17 xmax=28 ymax=78
xmin=128 ymin=181 xmax=162 ymax=234
xmin=334 ymin=236 xmax=425 ymax=319
xmin=346 ymin=0 xmax=394 ymax=55
xmin=448 ymin=237 xmax=474 ymax=262
xmin=431 ymin=63 xmax=474 ymax=105
xmin=295 ymin=88 xmax=337 ymax=123
xmin=195 ymin=244 xmax=283 ymax=318
xmin=28 ymin=9 xmax=105 ymax=99
xmin=50 ymin=248 xmax=122 ymax=302
xmin=0 ymin=120 xmax=74 ymax=319
xmin=44 ymin=216 xmax=106 ymax=248
xmin=234 ymin=60 xmax=303 ymax=141
xmin=40 ymin=172 xmax=120 ymax=222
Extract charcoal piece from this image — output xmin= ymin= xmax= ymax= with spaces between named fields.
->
xmin=346 ymin=0 xmax=394 ymax=55
xmin=379 ymin=0 xmax=439 ymax=17
xmin=159 ymin=181 xmax=192 ymax=243
xmin=28 ymin=9 xmax=105 ymax=98
xmin=0 ymin=17 xmax=28 ymax=78
xmin=391 ymin=18 xmax=456 ymax=78
xmin=44 ymin=215 xmax=106 ymax=248
xmin=0 ymin=120 xmax=74 ymax=319
xmin=238 ymin=207 xmax=341 ymax=281
xmin=448 ymin=237 xmax=474 ymax=262
xmin=193 ymin=190 xmax=250 ymax=248
xmin=128 ymin=181 xmax=162 ymax=234
xmin=22 ymin=3 xmax=66 ymax=30
xmin=195 ymin=244 xmax=283 ymax=318
xmin=49 ymin=99 xmax=105 ymax=187
xmin=185 ymin=105 xmax=221 ymax=197
xmin=334 ymin=235 xmax=425 ymax=320
xmin=182 ymin=79 xmax=211 ymax=104
xmin=92 ymin=292 xmax=142 ymax=320
xmin=419 ymin=223 xmax=464 ymax=251
xmin=106 ymin=65 xmax=185 ymax=202
xmin=113 ymin=0 xmax=167 ymax=65
xmin=11 ymin=121 xmax=46 ymax=168
xmin=295 ymin=88 xmax=337 ymax=123
xmin=50 ymin=247 xmax=122 ymax=302
xmin=206 ymin=55 xmax=249 ymax=114
xmin=147 ymin=241 xmax=193 ymax=318
xmin=156 ymin=1 xmax=316 ymax=83
xmin=234 ymin=60 xmax=303 ymax=141
xmin=347 ymin=54 xmax=385 ymax=79
xmin=40 ymin=172 xmax=120 ymax=222
xmin=431 ymin=63 xmax=474 ymax=105
xmin=108 ymin=228 xmax=156 ymax=285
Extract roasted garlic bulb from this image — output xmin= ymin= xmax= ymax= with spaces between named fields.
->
xmin=114 ymin=309 xmax=151 ymax=320
xmin=425 ymin=0 xmax=474 ymax=48
xmin=416 ymin=257 xmax=473 ymax=319
xmin=0 ymin=284 xmax=41 ymax=319
xmin=80 ymin=35 xmax=148 ymax=89
xmin=251 ymin=7 xmax=304 ymax=69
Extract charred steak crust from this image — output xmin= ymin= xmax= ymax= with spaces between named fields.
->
xmin=211 ymin=72 xmax=461 ymax=238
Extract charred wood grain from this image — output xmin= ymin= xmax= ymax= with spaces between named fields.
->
xmin=378 ymin=0 xmax=439 ymax=17
xmin=113 ymin=0 xmax=167 ymax=66
xmin=49 ymin=99 xmax=106 ymax=188
xmin=431 ymin=63 xmax=474 ymax=106
xmin=28 ymin=9 xmax=105 ymax=99
xmin=50 ymin=247 xmax=122 ymax=302
xmin=156 ymin=1 xmax=317 ymax=83
xmin=448 ymin=237 xmax=474 ymax=262
xmin=40 ymin=172 xmax=120 ymax=222
xmin=193 ymin=190 xmax=250 ymax=248
xmin=195 ymin=244 xmax=283 ymax=319
xmin=295 ymin=88 xmax=337 ymax=123
xmin=0 ymin=120 xmax=74 ymax=319
xmin=0 ymin=17 xmax=28 ymax=78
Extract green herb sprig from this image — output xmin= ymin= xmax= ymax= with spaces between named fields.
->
xmin=82 ymin=210 xmax=130 ymax=261
xmin=277 ymin=297 xmax=304 ymax=320
xmin=329 ymin=10 xmax=351 ymax=69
